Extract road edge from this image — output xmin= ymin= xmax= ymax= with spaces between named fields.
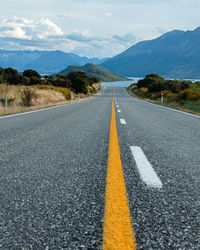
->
xmin=0 ymin=87 xmax=105 ymax=119
xmin=125 ymin=87 xmax=200 ymax=119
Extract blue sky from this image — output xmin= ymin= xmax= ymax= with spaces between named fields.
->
xmin=0 ymin=0 xmax=199 ymax=58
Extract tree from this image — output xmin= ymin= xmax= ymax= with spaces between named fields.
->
xmin=23 ymin=69 xmax=41 ymax=85
xmin=138 ymin=74 xmax=166 ymax=92
xmin=3 ymin=67 xmax=20 ymax=85
xmin=67 ymin=71 xmax=90 ymax=94
xmin=23 ymin=69 xmax=41 ymax=79
xmin=138 ymin=74 xmax=191 ymax=93
xmin=89 ymin=77 xmax=99 ymax=85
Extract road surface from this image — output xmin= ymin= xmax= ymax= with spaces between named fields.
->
xmin=0 ymin=87 xmax=199 ymax=249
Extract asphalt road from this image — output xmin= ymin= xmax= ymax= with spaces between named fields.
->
xmin=0 ymin=87 xmax=199 ymax=249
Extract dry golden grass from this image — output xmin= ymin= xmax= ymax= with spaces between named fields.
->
xmin=0 ymin=84 xmax=21 ymax=105
xmin=35 ymin=85 xmax=71 ymax=100
xmin=33 ymin=89 xmax=66 ymax=105
xmin=0 ymin=84 xmax=103 ymax=116
xmin=0 ymin=84 xmax=67 ymax=116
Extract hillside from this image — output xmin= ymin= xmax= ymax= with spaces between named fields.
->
xmin=0 ymin=50 xmax=107 ymax=75
xmin=101 ymin=27 xmax=200 ymax=79
xmin=56 ymin=63 xmax=128 ymax=82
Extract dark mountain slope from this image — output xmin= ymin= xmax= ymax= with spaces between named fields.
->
xmin=101 ymin=27 xmax=200 ymax=78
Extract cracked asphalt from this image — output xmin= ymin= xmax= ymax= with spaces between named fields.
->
xmin=0 ymin=87 xmax=199 ymax=249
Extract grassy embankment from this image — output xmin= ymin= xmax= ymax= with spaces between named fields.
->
xmin=0 ymin=83 xmax=101 ymax=116
xmin=127 ymin=74 xmax=200 ymax=115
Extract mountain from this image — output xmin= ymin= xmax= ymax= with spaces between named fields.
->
xmin=101 ymin=27 xmax=200 ymax=79
xmin=56 ymin=63 xmax=128 ymax=82
xmin=0 ymin=50 xmax=107 ymax=74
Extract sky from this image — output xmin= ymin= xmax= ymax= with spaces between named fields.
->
xmin=0 ymin=0 xmax=199 ymax=58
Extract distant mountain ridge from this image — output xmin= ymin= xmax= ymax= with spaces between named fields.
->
xmin=101 ymin=27 xmax=200 ymax=79
xmin=56 ymin=63 xmax=128 ymax=82
xmin=0 ymin=50 xmax=107 ymax=74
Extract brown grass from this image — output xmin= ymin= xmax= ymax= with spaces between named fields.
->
xmin=35 ymin=85 xmax=71 ymax=100
xmin=0 ymin=84 xmax=67 ymax=116
xmin=0 ymin=84 xmax=104 ymax=116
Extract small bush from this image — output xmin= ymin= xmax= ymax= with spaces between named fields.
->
xmin=145 ymin=91 xmax=161 ymax=100
xmin=92 ymin=83 xmax=101 ymax=91
xmin=191 ymin=81 xmax=200 ymax=92
xmin=138 ymin=87 xmax=148 ymax=96
xmin=166 ymin=93 xmax=177 ymax=102
xmin=177 ymin=89 xmax=200 ymax=101
xmin=194 ymin=81 xmax=200 ymax=87
xmin=87 ymin=86 xmax=95 ymax=94
xmin=130 ymin=84 xmax=137 ymax=90
xmin=21 ymin=88 xmax=37 ymax=106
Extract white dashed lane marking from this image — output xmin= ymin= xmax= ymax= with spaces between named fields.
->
xmin=130 ymin=146 xmax=163 ymax=189
xmin=117 ymin=110 xmax=121 ymax=113
xmin=120 ymin=119 xmax=126 ymax=125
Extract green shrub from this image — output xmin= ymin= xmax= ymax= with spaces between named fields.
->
xmin=44 ymin=77 xmax=72 ymax=88
xmin=87 ymin=86 xmax=95 ymax=94
xmin=191 ymin=81 xmax=200 ymax=92
xmin=166 ymin=93 xmax=177 ymax=102
xmin=138 ymin=74 xmax=166 ymax=92
xmin=177 ymin=89 xmax=200 ymax=101
xmin=67 ymin=71 xmax=89 ymax=94
xmin=137 ymin=74 xmax=190 ymax=93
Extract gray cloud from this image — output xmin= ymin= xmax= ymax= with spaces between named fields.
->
xmin=113 ymin=33 xmax=138 ymax=44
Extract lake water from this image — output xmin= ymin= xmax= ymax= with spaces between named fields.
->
xmin=101 ymin=76 xmax=200 ymax=87
xmin=101 ymin=77 xmax=143 ymax=87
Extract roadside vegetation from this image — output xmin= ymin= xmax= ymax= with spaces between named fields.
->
xmin=127 ymin=74 xmax=200 ymax=115
xmin=0 ymin=67 xmax=101 ymax=115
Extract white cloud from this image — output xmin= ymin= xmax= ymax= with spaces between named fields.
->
xmin=36 ymin=18 xmax=63 ymax=39
xmin=0 ymin=16 xmax=63 ymax=40
xmin=0 ymin=16 xmax=175 ymax=58
xmin=0 ymin=17 xmax=33 ymax=39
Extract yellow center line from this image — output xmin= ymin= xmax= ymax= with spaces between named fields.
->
xmin=103 ymin=90 xmax=136 ymax=250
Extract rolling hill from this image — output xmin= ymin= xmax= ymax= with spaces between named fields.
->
xmin=101 ymin=27 xmax=200 ymax=79
xmin=55 ymin=63 xmax=128 ymax=82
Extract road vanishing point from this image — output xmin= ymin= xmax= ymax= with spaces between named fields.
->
xmin=0 ymin=87 xmax=199 ymax=249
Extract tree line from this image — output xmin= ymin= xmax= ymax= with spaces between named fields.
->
xmin=0 ymin=67 xmax=99 ymax=94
